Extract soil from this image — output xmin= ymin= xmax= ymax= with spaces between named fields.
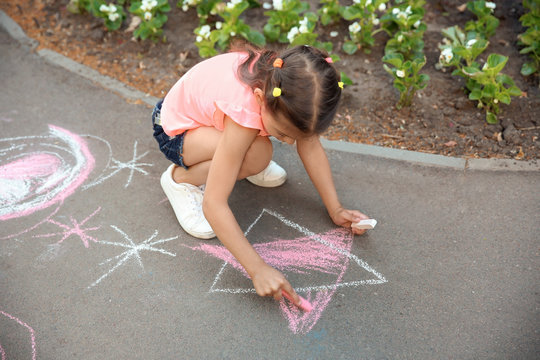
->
xmin=2 ymin=0 xmax=539 ymax=160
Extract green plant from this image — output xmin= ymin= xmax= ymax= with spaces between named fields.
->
xmin=382 ymin=52 xmax=429 ymax=108
xmin=380 ymin=0 xmax=429 ymax=108
xmin=317 ymin=0 xmax=342 ymax=26
xmin=129 ymin=0 xmax=171 ymax=41
xmin=518 ymin=0 xmax=540 ymax=76
xmin=95 ymin=2 xmax=126 ymax=31
xmin=439 ymin=26 xmax=521 ymax=124
xmin=464 ymin=1 xmax=499 ymax=39
xmin=263 ymin=0 xmax=309 ymax=43
xmin=194 ymin=0 xmax=265 ymax=58
xmin=463 ymin=54 xmax=522 ymax=123
xmin=340 ymin=0 xmax=388 ymax=54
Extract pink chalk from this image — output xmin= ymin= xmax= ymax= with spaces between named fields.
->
xmin=282 ymin=290 xmax=313 ymax=312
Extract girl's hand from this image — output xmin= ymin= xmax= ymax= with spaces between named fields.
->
xmin=251 ymin=263 xmax=300 ymax=304
xmin=331 ymin=207 xmax=370 ymax=235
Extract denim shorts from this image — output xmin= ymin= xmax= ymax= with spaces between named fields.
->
xmin=152 ymin=99 xmax=188 ymax=169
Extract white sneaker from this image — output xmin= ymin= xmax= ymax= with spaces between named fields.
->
xmin=246 ymin=160 xmax=287 ymax=187
xmin=160 ymin=164 xmax=215 ymax=239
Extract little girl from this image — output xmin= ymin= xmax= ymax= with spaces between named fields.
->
xmin=152 ymin=45 xmax=370 ymax=305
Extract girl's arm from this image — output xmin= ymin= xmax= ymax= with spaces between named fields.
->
xmin=296 ymin=136 xmax=369 ymax=235
xmin=203 ymin=116 xmax=300 ymax=303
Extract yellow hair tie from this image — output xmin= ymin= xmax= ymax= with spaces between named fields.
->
xmin=338 ymin=81 xmax=344 ymax=89
xmin=272 ymin=87 xmax=282 ymax=97
xmin=273 ymin=58 xmax=283 ymax=68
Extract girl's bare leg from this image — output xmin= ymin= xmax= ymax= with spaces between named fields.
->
xmin=172 ymin=126 xmax=272 ymax=186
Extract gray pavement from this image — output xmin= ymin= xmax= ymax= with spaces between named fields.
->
xmin=1 ymin=20 xmax=539 ymax=360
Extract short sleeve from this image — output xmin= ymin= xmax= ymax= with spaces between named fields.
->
xmin=214 ymin=100 xmax=269 ymax=136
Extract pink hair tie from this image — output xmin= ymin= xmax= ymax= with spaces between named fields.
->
xmin=325 ymin=57 xmax=333 ymax=64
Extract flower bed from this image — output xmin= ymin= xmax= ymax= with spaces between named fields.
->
xmin=1 ymin=0 xmax=538 ymax=159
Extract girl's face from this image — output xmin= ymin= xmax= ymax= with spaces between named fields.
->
xmin=254 ymin=88 xmax=304 ymax=145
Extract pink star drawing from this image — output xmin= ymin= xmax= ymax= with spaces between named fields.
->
xmin=187 ymin=208 xmax=387 ymax=334
xmin=33 ymin=207 xmax=101 ymax=248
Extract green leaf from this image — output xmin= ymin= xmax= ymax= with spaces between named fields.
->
xmin=469 ymin=89 xmax=482 ymax=100
xmin=246 ymin=30 xmax=266 ymax=47
xmin=340 ymin=71 xmax=353 ymax=86
xmin=382 ymin=53 xmax=404 ymax=68
xmin=486 ymin=112 xmax=498 ymax=124
xmin=497 ymin=93 xmax=511 ymax=105
xmin=481 ymin=83 xmax=497 ymax=98
xmin=486 ymin=54 xmax=508 ymax=73
xmin=393 ymin=81 xmax=407 ymax=93
xmin=507 ymin=86 xmax=523 ymax=97
xmin=521 ymin=62 xmax=537 ymax=76
xmin=263 ymin=23 xmax=280 ymax=42
xmin=342 ymin=41 xmax=358 ymax=55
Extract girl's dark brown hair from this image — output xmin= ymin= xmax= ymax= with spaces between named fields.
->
xmin=236 ymin=44 xmax=342 ymax=135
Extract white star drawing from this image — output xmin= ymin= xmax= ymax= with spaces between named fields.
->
xmin=88 ymin=226 xmax=177 ymax=289
xmin=84 ymin=141 xmax=152 ymax=189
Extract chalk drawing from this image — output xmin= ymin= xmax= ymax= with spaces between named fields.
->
xmin=187 ymin=208 xmax=387 ymax=334
xmin=0 ymin=310 xmax=37 ymax=360
xmin=88 ymin=226 xmax=178 ymax=289
xmin=0 ymin=125 xmax=95 ymax=221
xmin=82 ymin=140 xmax=151 ymax=189
xmin=32 ymin=207 xmax=101 ymax=248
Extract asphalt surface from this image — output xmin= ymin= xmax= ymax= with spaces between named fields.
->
xmin=1 ymin=22 xmax=539 ymax=360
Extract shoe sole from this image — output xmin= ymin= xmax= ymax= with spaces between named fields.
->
xmin=246 ymin=176 xmax=286 ymax=188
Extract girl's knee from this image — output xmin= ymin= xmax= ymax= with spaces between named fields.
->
xmin=240 ymin=136 xmax=272 ymax=178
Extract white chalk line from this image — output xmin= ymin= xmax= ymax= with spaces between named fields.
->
xmin=209 ymin=208 xmax=387 ymax=294
xmin=88 ymin=226 xmax=177 ymax=289
xmin=82 ymin=139 xmax=152 ymax=189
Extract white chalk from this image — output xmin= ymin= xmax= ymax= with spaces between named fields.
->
xmin=352 ymin=219 xmax=377 ymax=230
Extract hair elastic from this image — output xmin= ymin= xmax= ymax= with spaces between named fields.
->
xmin=325 ymin=57 xmax=333 ymax=64
xmin=272 ymin=87 xmax=282 ymax=97
xmin=273 ymin=58 xmax=283 ymax=68
xmin=338 ymin=81 xmax=344 ymax=89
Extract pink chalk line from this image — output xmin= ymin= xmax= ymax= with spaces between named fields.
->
xmin=187 ymin=208 xmax=386 ymax=334
xmin=33 ymin=207 xmax=102 ymax=248
xmin=0 ymin=310 xmax=37 ymax=360
xmin=0 ymin=125 xmax=95 ymax=221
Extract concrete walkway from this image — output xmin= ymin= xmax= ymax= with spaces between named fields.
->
xmin=1 ymin=15 xmax=539 ymax=359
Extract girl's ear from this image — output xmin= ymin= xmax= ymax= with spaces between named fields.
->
xmin=253 ymin=88 xmax=264 ymax=106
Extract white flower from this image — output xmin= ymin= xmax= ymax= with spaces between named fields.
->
xmin=366 ymin=0 xmax=372 ymax=6
xmin=182 ymin=5 xmax=189 ymax=11
xmin=372 ymin=17 xmax=380 ymax=25
xmin=287 ymin=26 xmax=299 ymax=42
xmin=405 ymin=5 xmax=412 ymax=15
xmin=109 ymin=4 xmax=117 ymax=13
xmin=215 ymin=21 xmax=222 ymax=30
xmin=485 ymin=2 xmax=496 ymax=10
xmin=392 ymin=8 xmax=399 ymax=15
xmin=349 ymin=22 xmax=361 ymax=34
xmin=144 ymin=11 xmax=152 ymax=21
xmin=263 ymin=2 xmax=272 ymax=9
xmin=199 ymin=24 xmax=211 ymax=38
xmin=440 ymin=48 xmax=453 ymax=62
xmin=230 ymin=31 xmax=236 ymax=36
xmin=353 ymin=0 xmax=361 ymax=4
xmin=414 ymin=20 xmax=420 ymax=28
xmin=396 ymin=69 xmax=405 ymax=78
xmin=378 ymin=3 xmax=386 ymax=11
xmin=397 ymin=34 xmax=403 ymax=42
xmin=482 ymin=62 xmax=488 ymax=70
xmin=99 ymin=4 xmax=109 ymax=12
xmin=493 ymin=98 xmax=498 ymax=104
xmin=299 ymin=17 xmax=309 ymax=33
xmin=109 ymin=12 xmax=120 ymax=21
xmin=330 ymin=31 xmax=339 ymax=37
xmin=273 ymin=0 xmax=283 ymax=11
xmin=466 ymin=39 xmax=477 ymax=48
xmin=196 ymin=35 xmax=203 ymax=42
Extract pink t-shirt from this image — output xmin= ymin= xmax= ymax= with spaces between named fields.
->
xmin=160 ymin=52 xmax=268 ymax=137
